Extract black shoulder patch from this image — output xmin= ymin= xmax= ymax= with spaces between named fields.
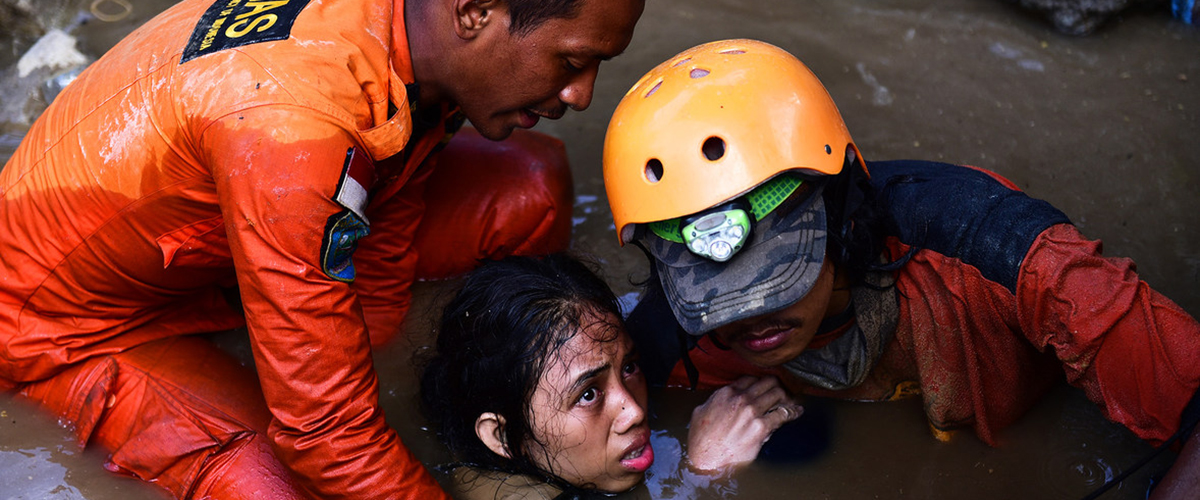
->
xmin=181 ymin=0 xmax=313 ymax=64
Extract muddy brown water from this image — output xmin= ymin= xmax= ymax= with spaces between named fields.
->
xmin=1 ymin=0 xmax=1198 ymax=498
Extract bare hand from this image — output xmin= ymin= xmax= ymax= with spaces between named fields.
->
xmin=686 ymin=376 xmax=803 ymax=472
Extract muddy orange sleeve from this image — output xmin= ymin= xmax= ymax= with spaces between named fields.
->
xmin=203 ymin=107 xmax=449 ymax=500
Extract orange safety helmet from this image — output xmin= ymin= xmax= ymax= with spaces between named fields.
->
xmin=603 ymin=39 xmax=864 ymax=245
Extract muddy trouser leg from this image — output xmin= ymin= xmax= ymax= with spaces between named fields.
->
xmin=354 ymin=127 xmax=575 ymax=347
xmin=413 ymin=127 xmax=574 ymax=280
xmin=15 ymin=336 xmax=310 ymax=500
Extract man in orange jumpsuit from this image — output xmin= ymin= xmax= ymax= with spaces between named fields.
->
xmin=0 ymin=0 xmax=644 ymax=498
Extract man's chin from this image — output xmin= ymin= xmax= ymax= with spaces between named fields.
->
xmin=735 ymin=346 xmax=800 ymax=369
xmin=468 ymin=121 xmax=514 ymax=141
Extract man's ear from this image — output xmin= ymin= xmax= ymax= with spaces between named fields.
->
xmin=453 ymin=0 xmax=505 ymax=40
xmin=475 ymin=412 xmax=513 ymax=459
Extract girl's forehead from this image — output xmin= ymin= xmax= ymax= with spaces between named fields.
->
xmin=540 ymin=319 xmax=631 ymax=387
xmin=551 ymin=323 xmax=628 ymax=367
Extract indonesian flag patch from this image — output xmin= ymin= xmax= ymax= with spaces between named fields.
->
xmin=321 ymin=147 xmax=376 ymax=282
xmin=334 ymin=146 xmax=374 ymax=223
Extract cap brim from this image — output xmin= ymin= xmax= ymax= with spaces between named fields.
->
xmin=643 ymin=187 xmax=827 ymax=335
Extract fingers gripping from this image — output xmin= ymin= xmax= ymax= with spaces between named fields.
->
xmin=686 ymin=376 xmax=804 ymax=472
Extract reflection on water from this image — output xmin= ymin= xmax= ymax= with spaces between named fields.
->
xmin=1 ymin=446 xmax=86 ymax=500
xmin=642 ymin=430 xmax=736 ymax=500
xmin=0 ymin=397 xmax=163 ymax=500
xmin=1040 ymin=449 xmax=1117 ymax=497
xmin=2 ymin=0 xmax=1198 ymax=498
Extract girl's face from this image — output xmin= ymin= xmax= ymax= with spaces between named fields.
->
xmin=526 ymin=310 xmax=653 ymax=492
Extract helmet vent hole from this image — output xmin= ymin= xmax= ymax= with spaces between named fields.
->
xmin=719 ymin=49 xmax=746 ymax=55
xmin=702 ymin=137 xmax=725 ymax=161
xmin=825 ymin=144 xmax=832 ymax=154
xmin=644 ymin=80 xmax=662 ymax=98
xmin=672 ymin=57 xmax=692 ymax=67
xmin=690 ymin=68 xmax=710 ymax=79
xmin=645 ymin=159 xmax=664 ymax=183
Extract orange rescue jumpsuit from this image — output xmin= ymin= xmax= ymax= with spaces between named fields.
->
xmin=0 ymin=0 xmax=572 ymax=498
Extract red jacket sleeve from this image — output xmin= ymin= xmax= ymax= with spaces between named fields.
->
xmin=1017 ymin=223 xmax=1200 ymax=445
xmin=202 ymin=107 xmax=449 ymax=500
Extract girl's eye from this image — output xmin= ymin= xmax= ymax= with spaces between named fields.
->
xmin=578 ymin=388 xmax=599 ymax=405
xmin=623 ymin=361 xmax=640 ymax=377
xmin=564 ymin=59 xmax=584 ymax=72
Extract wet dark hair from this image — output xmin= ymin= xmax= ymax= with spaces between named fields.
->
xmin=508 ymin=0 xmax=585 ymax=36
xmin=822 ymin=149 xmax=911 ymax=284
xmin=420 ymin=253 xmax=624 ymax=491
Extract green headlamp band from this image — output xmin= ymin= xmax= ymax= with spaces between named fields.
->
xmin=649 ymin=175 xmax=804 ymax=244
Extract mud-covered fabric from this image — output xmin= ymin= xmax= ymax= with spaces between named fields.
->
xmin=448 ymin=468 xmax=564 ymax=500
xmin=0 ymin=0 xmax=451 ymax=497
xmin=781 ymin=269 xmax=898 ymax=391
xmin=411 ymin=128 xmax=574 ymax=281
xmin=1014 ymin=224 xmax=1200 ymax=445
xmin=869 ymin=160 xmax=1071 ymax=293
xmin=0 ymin=0 xmax=570 ymax=498
xmin=15 ymin=337 xmax=309 ymax=499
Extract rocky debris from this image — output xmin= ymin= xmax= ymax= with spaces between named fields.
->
xmin=17 ymin=28 xmax=88 ymax=78
xmin=1 ymin=0 xmax=41 ymax=67
xmin=0 ymin=31 xmax=91 ymax=137
xmin=0 ymin=0 xmax=94 ymax=138
xmin=999 ymin=0 xmax=1168 ymax=35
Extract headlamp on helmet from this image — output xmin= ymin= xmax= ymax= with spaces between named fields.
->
xmin=603 ymin=39 xmax=863 ymax=249
xmin=681 ymin=200 xmax=751 ymax=262
xmin=649 ymin=174 xmax=805 ymax=262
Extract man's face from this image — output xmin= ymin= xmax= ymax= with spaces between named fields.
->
xmin=709 ymin=259 xmax=838 ymax=367
xmin=453 ymin=0 xmax=643 ymax=140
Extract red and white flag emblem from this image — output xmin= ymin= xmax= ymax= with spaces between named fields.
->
xmin=336 ymin=147 xmax=376 ymax=223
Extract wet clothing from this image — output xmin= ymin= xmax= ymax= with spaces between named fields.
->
xmin=0 ymin=0 xmax=572 ymax=498
xmin=17 ymin=336 xmax=312 ymax=500
xmin=448 ymin=468 xmax=564 ymax=500
xmin=629 ymin=160 xmax=1200 ymax=446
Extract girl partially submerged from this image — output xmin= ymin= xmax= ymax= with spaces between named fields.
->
xmin=420 ymin=254 xmax=801 ymax=498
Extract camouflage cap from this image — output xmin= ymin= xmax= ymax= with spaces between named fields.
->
xmin=642 ymin=185 xmax=828 ymax=335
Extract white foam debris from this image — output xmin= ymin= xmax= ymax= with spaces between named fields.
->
xmin=18 ymin=29 xmax=88 ymax=78
xmin=856 ymin=62 xmax=894 ymax=107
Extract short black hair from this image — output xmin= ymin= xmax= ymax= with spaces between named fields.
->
xmin=420 ymin=253 xmax=624 ymax=489
xmin=507 ymin=0 xmax=585 ymax=36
